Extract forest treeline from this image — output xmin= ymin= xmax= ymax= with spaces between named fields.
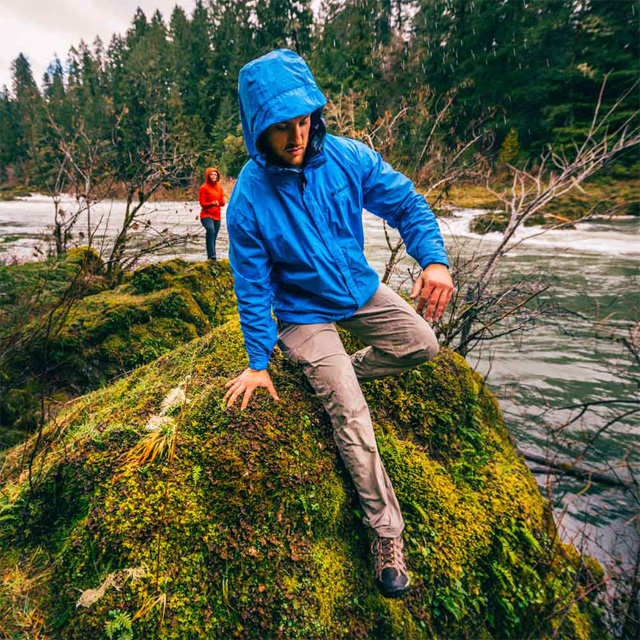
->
xmin=0 ymin=0 xmax=638 ymax=191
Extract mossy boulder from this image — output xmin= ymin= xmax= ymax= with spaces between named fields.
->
xmin=0 ymin=246 xmax=105 ymax=314
xmin=0 ymin=257 xmax=236 ymax=445
xmin=470 ymin=213 xmax=509 ymax=235
xmin=523 ymin=213 xmax=547 ymax=227
xmin=0 ymin=320 xmax=605 ymax=639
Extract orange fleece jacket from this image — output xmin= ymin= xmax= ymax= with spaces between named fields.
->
xmin=199 ymin=167 xmax=225 ymax=220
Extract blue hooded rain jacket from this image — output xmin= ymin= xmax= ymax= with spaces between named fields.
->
xmin=227 ymin=49 xmax=449 ymax=371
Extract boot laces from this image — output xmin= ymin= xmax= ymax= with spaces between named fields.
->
xmin=373 ymin=536 xmax=406 ymax=573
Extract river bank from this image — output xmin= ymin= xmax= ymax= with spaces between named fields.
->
xmin=2 ymin=172 xmax=638 ymax=221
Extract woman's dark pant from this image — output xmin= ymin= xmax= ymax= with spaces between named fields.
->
xmin=201 ymin=217 xmax=221 ymax=259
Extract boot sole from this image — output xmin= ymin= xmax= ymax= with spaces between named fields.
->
xmin=377 ymin=582 xmax=411 ymax=599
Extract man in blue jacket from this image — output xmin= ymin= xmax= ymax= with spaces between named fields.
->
xmin=223 ymin=49 xmax=453 ymax=598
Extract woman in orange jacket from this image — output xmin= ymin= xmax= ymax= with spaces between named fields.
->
xmin=199 ymin=167 xmax=225 ymax=260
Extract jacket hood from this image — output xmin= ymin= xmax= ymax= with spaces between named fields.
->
xmin=238 ymin=49 xmax=327 ymax=166
xmin=205 ymin=167 xmax=220 ymax=183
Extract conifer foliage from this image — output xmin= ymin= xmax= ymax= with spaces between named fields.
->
xmin=0 ymin=0 xmax=637 ymax=184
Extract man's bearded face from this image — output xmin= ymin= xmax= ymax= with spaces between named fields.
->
xmin=264 ymin=113 xmax=311 ymax=167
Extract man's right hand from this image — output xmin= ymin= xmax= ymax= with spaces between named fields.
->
xmin=223 ymin=368 xmax=280 ymax=410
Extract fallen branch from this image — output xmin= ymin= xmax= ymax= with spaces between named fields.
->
xmin=519 ymin=449 xmax=636 ymax=491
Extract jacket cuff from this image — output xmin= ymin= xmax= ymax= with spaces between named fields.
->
xmin=420 ymin=252 xmax=450 ymax=270
xmin=248 ymin=356 xmax=269 ymax=371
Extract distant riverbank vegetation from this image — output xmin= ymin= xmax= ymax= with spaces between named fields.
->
xmin=0 ymin=0 xmax=637 ymax=209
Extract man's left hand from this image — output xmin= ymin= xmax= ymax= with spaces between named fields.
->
xmin=410 ymin=263 xmax=454 ymax=323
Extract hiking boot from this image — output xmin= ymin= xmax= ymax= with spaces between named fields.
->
xmin=371 ymin=533 xmax=411 ymax=598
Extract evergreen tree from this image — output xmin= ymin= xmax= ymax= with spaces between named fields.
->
xmin=114 ymin=9 xmax=175 ymax=177
xmin=254 ymin=0 xmax=314 ymax=55
xmin=0 ymin=87 xmax=21 ymax=182
xmin=412 ymin=0 xmax=639 ymax=156
xmin=313 ymin=0 xmax=383 ymax=93
xmin=42 ymin=55 xmax=68 ymax=135
xmin=203 ymin=0 xmax=258 ymax=152
xmin=546 ymin=0 xmax=640 ymax=153
xmin=105 ymin=34 xmax=128 ymax=116
xmin=169 ymin=5 xmax=196 ymax=115
xmin=40 ymin=56 xmax=71 ymax=188
xmin=190 ymin=0 xmax=219 ymax=135
xmin=126 ymin=7 xmax=149 ymax=49
xmin=0 ymin=0 xmax=637 ymax=186
xmin=10 ymin=53 xmax=44 ymax=183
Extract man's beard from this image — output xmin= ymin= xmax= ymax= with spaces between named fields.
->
xmin=257 ymin=133 xmax=307 ymax=168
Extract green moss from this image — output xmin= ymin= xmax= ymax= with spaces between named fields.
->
xmin=129 ymin=259 xmax=188 ymax=294
xmin=0 ymin=318 xmax=606 ymax=639
xmin=523 ymin=213 xmax=547 ymax=227
xmin=65 ymin=246 xmax=104 ymax=272
xmin=0 ymin=246 xmax=104 ymax=312
xmin=309 ymin=540 xmax=351 ymax=630
xmin=0 ymin=259 xmax=236 ymax=447
xmin=470 ymin=212 xmax=510 ymax=234
xmin=384 ymin=599 xmax=431 ymax=640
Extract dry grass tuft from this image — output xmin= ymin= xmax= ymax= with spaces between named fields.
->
xmin=0 ymin=549 xmax=52 ymax=639
xmin=76 ymin=564 xmax=148 ymax=609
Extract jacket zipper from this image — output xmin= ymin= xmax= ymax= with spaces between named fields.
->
xmin=300 ymin=172 xmax=307 ymax=195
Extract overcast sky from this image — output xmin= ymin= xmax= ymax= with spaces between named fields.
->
xmin=0 ymin=1 xmax=198 ymax=90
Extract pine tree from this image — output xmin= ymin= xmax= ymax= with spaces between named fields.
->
xmin=0 ymin=87 xmax=21 ymax=182
xmin=254 ymin=0 xmax=314 ymax=55
xmin=10 ymin=53 xmax=44 ymax=183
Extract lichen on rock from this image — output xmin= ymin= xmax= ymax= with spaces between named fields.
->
xmin=0 ymin=309 xmax=606 ymax=638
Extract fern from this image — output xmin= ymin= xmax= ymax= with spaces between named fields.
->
xmin=105 ymin=609 xmax=133 ymax=640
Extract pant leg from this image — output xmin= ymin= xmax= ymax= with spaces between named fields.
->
xmin=277 ymin=320 xmax=404 ymax=538
xmin=211 ymin=219 xmax=221 ymax=259
xmin=339 ymin=282 xmax=439 ymax=381
xmin=200 ymin=217 xmax=216 ymax=259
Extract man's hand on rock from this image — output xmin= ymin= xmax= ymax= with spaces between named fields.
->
xmin=410 ymin=263 xmax=454 ymax=323
xmin=224 ymin=368 xmax=280 ymax=410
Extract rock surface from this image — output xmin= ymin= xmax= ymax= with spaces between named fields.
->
xmin=0 ymin=306 xmax=604 ymax=638
xmin=0 ymin=254 xmax=235 ymax=445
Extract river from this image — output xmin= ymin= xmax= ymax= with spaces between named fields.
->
xmin=1 ymin=194 xmax=638 ymax=574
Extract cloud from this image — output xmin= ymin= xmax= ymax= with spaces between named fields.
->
xmin=0 ymin=1 xmax=194 ymax=90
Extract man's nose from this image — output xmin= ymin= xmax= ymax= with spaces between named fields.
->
xmin=293 ymin=124 xmax=304 ymax=145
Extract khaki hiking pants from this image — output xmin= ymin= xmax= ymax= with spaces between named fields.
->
xmin=277 ymin=283 xmax=439 ymax=538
